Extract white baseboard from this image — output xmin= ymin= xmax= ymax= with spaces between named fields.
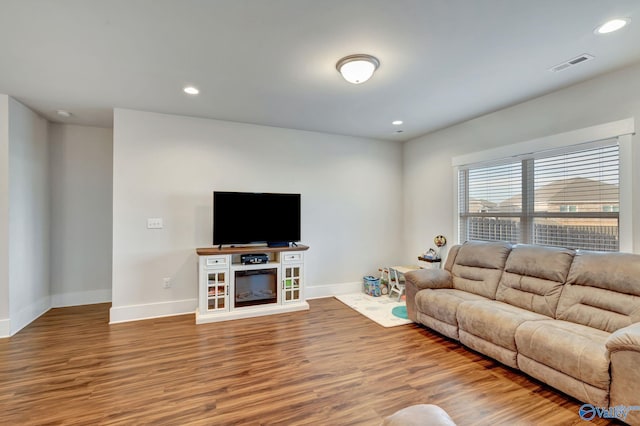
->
xmin=109 ymin=298 xmax=197 ymax=324
xmin=109 ymin=282 xmax=363 ymax=324
xmin=305 ymin=281 xmax=362 ymax=299
xmin=10 ymin=296 xmax=51 ymax=335
xmin=0 ymin=318 xmax=10 ymax=338
xmin=52 ymin=289 xmax=112 ymax=308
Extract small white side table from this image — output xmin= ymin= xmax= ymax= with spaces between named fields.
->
xmin=387 ymin=265 xmax=420 ymax=301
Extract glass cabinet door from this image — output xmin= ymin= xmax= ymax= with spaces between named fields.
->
xmin=207 ymin=270 xmax=228 ymax=311
xmin=282 ymin=265 xmax=302 ymax=302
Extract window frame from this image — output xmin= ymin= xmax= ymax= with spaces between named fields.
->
xmin=452 ymin=118 xmax=635 ymax=252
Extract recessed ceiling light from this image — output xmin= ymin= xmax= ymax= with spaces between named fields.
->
xmin=595 ymin=18 xmax=630 ymax=34
xmin=336 ymin=54 xmax=380 ymax=84
xmin=392 ymin=120 xmax=403 ymax=126
xmin=183 ymin=86 xmax=200 ymax=95
xmin=56 ymin=110 xmax=72 ymax=118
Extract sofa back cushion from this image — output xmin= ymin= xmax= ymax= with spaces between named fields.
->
xmin=451 ymin=241 xmax=512 ymax=299
xmin=496 ymin=245 xmax=574 ymax=317
xmin=556 ymin=251 xmax=640 ymax=333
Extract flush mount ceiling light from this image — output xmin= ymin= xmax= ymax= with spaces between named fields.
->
xmin=336 ymin=54 xmax=380 ymax=84
xmin=595 ymin=18 xmax=630 ymax=34
xmin=56 ymin=110 xmax=72 ymax=118
xmin=183 ymin=86 xmax=200 ymax=95
xmin=392 ymin=120 xmax=403 ymax=125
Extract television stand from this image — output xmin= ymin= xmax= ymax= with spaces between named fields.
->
xmin=195 ymin=244 xmax=309 ymax=324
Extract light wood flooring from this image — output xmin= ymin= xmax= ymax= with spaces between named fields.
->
xmin=0 ymin=298 xmax=613 ymax=425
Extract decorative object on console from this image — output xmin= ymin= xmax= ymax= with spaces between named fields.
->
xmin=434 ymin=234 xmax=447 ymax=259
xmin=422 ymin=235 xmax=447 ymax=263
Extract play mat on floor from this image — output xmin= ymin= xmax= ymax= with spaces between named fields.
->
xmin=335 ymin=293 xmax=413 ymax=327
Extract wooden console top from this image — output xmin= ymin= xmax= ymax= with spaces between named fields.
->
xmin=196 ymin=244 xmax=309 ymax=256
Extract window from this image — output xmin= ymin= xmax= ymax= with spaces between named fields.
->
xmin=458 ymin=141 xmax=619 ymax=251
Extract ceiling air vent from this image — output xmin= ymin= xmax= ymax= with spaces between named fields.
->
xmin=549 ymin=54 xmax=594 ymax=72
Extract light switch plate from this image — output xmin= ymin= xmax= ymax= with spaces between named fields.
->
xmin=147 ymin=218 xmax=163 ymax=229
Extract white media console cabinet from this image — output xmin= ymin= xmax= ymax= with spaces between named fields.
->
xmin=195 ymin=245 xmax=309 ymax=324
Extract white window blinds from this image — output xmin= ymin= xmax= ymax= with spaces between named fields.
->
xmin=458 ymin=139 xmax=619 ymax=251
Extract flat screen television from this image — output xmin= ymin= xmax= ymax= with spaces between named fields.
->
xmin=213 ymin=191 xmax=301 ymax=246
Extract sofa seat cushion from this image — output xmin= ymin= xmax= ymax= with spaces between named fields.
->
xmin=515 ymin=319 xmax=611 ymax=390
xmin=456 ymin=300 xmax=550 ymax=351
xmin=415 ymin=289 xmax=488 ymax=327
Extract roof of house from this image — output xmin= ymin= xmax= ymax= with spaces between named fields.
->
xmin=495 ymin=177 xmax=619 ymax=210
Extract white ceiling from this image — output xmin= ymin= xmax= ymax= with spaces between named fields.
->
xmin=1 ymin=0 xmax=639 ymax=142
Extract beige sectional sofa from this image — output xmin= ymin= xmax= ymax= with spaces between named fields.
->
xmin=405 ymin=241 xmax=640 ymax=425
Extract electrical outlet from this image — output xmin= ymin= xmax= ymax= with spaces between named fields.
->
xmin=163 ymin=277 xmax=171 ymax=289
xmin=147 ymin=218 xmax=163 ymax=229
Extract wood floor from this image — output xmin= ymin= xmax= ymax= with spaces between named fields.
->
xmin=0 ymin=298 xmax=613 ymax=425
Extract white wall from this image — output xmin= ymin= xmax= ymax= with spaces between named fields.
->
xmin=404 ymin=61 xmax=640 ymax=260
xmin=0 ymin=95 xmax=9 ymax=336
xmin=50 ymin=124 xmax=113 ymax=307
xmin=8 ymin=98 xmax=50 ymax=335
xmin=112 ymin=109 xmax=403 ymax=322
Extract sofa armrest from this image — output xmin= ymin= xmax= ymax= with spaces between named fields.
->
xmin=606 ymin=322 xmax=640 ymax=353
xmin=404 ymin=269 xmax=453 ymax=291
xmin=607 ymin=323 xmax=640 ymax=425
xmin=404 ymin=269 xmax=452 ymax=322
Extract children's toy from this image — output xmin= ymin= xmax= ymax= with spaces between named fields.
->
xmin=363 ymin=275 xmax=382 ymax=297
